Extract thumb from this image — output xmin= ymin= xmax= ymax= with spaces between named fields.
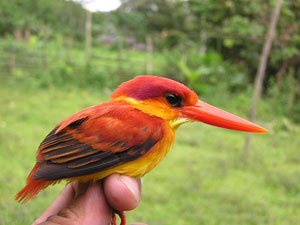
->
xmin=37 ymin=183 xmax=112 ymax=225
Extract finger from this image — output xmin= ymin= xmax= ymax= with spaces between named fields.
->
xmin=33 ymin=182 xmax=76 ymax=225
xmin=36 ymin=183 xmax=111 ymax=225
xmin=65 ymin=183 xmax=111 ymax=225
xmin=104 ymin=174 xmax=142 ymax=211
xmin=35 ymin=214 xmax=77 ymax=225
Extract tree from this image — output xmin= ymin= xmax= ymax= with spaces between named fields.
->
xmin=244 ymin=0 xmax=283 ymax=153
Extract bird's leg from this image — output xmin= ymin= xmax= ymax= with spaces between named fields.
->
xmin=111 ymin=212 xmax=117 ymax=225
xmin=111 ymin=209 xmax=126 ymax=225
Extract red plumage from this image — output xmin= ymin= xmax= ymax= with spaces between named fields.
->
xmin=16 ymin=100 xmax=166 ymax=203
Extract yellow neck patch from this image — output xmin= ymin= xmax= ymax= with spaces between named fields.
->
xmin=169 ymin=118 xmax=190 ymax=129
xmin=113 ymin=96 xmax=189 ymax=129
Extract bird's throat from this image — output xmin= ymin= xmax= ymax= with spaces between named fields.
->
xmin=169 ymin=118 xmax=191 ymax=130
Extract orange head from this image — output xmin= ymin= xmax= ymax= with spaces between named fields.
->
xmin=111 ymin=75 xmax=267 ymax=133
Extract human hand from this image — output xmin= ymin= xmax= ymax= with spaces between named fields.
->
xmin=33 ymin=174 xmax=147 ymax=225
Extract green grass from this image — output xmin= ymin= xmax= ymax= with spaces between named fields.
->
xmin=1 ymin=84 xmax=300 ymax=225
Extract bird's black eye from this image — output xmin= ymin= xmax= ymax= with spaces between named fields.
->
xmin=165 ymin=93 xmax=182 ymax=107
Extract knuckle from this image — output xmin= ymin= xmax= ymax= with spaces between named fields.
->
xmin=41 ymin=208 xmax=81 ymax=225
xmin=58 ymin=207 xmax=81 ymax=224
xmin=46 ymin=215 xmax=59 ymax=222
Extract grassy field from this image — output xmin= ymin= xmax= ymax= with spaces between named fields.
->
xmin=1 ymin=84 xmax=300 ymax=225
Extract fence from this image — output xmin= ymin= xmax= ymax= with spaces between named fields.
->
xmin=0 ymin=38 xmax=154 ymax=84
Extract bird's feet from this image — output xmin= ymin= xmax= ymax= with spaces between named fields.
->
xmin=111 ymin=209 xmax=126 ymax=225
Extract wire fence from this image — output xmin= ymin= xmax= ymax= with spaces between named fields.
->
xmin=0 ymin=40 xmax=153 ymax=80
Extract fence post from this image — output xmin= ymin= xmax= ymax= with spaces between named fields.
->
xmin=118 ymin=34 xmax=124 ymax=80
xmin=200 ymin=30 xmax=207 ymax=56
xmin=287 ymin=68 xmax=296 ymax=113
xmin=10 ymin=44 xmax=16 ymax=77
xmin=146 ymin=36 xmax=153 ymax=74
xmin=43 ymin=25 xmax=49 ymax=68
xmin=85 ymin=10 xmax=92 ymax=62
xmin=66 ymin=36 xmax=73 ymax=63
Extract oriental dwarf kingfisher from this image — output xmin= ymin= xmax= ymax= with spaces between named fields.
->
xmin=16 ymin=75 xmax=267 ymax=225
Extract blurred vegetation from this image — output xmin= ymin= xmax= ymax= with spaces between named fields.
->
xmin=0 ymin=0 xmax=299 ymax=121
xmin=0 ymin=0 xmax=300 ymax=225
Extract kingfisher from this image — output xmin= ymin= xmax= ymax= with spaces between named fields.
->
xmin=16 ymin=75 xmax=267 ymax=225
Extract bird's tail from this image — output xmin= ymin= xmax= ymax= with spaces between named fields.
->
xmin=15 ymin=164 xmax=52 ymax=203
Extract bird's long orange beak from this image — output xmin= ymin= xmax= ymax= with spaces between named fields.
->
xmin=180 ymin=100 xmax=268 ymax=133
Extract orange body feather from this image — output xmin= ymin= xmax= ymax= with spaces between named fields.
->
xmin=16 ymin=100 xmax=173 ymax=202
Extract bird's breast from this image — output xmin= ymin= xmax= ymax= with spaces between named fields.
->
xmin=125 ymin=124 xmax=176 ymax=177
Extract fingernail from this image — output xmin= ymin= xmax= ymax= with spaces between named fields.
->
xmin=119 ymin=176 xmax=140 ymax=202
